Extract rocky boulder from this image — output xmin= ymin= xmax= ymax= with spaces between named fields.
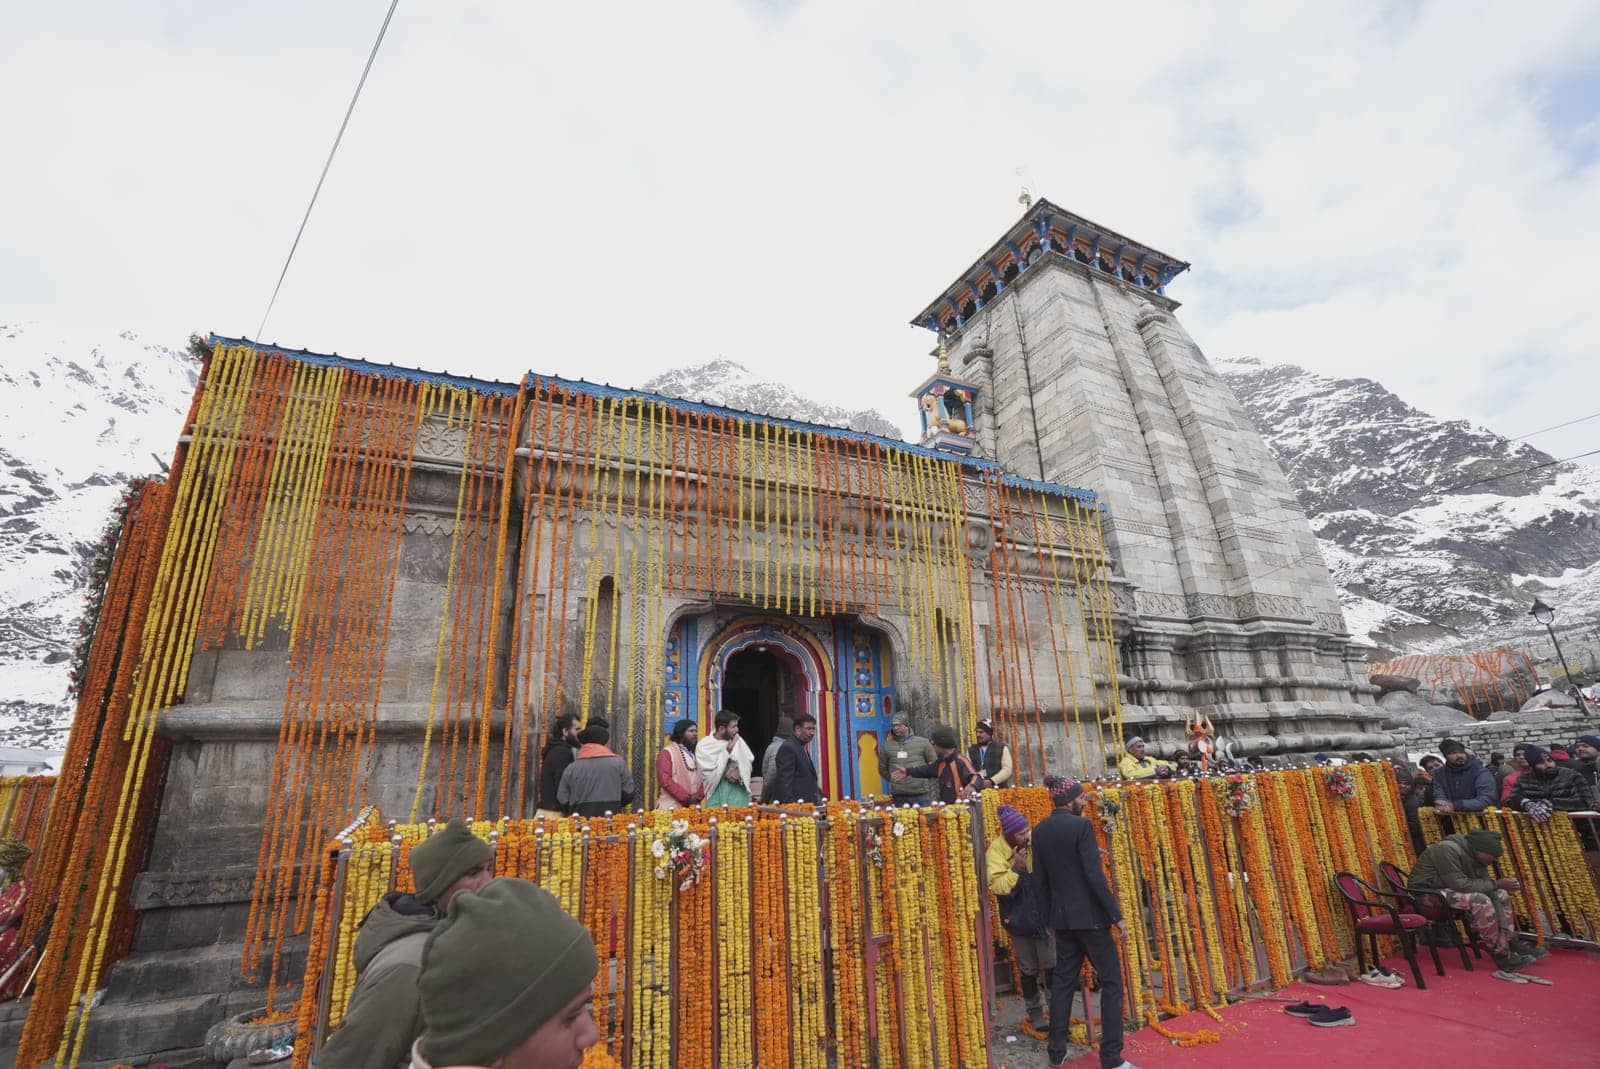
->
xmin=1370 ymin=673 xmax=1422 ymax=694
xmin=1377 ymin=689 xmax=1476 ymax=730
xmin=1517 ymin=688 xmax=1579 ymax=712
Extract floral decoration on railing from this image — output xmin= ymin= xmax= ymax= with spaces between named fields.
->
xmin=650 ymin=818 xmax=708 ymax=889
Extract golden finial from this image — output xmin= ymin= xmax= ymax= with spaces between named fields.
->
xmin=937 ymin=334 xmax=952 ymax=374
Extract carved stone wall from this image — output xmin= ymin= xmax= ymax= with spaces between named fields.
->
xmin=943 ymin=248 xmax=1385 ymax=754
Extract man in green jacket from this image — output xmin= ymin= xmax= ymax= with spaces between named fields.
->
xmin=1408 ymin=829 xmax=1540 ymax=975
xmin=316 ymin=819 xmax=495 ymax=1069
xmin=879 ymin=712 xmax=936 ymax=806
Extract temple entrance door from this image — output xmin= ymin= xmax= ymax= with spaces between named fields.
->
xmin=720 ymin=648 xmax=800 ymax=781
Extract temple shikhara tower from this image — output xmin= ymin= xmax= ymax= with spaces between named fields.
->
xmin=912 ymin=198 xmax=1380 ymax=755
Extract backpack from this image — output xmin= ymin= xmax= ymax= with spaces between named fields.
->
xmin=997 ymin=863 xmax=1047 ymax=938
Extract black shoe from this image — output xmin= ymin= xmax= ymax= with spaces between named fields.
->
xmin=1283 ymin=1001 xmax=1320 ymax=1017
xmin=1308 ymin=1006 xmax=1355 ymax=1028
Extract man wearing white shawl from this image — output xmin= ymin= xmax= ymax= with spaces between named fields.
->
xmin=697 ymin=709 xmax=754 ymax=808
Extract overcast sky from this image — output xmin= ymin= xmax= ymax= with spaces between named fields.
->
xmin=3 ymin=1 xmax=1598 ymax=459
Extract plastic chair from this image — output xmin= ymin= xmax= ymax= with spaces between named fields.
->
xmin=1378 ymin=859 xmax=1481 ymax=972
xmin=1332 ymin=871 xmax=1427 ymax=989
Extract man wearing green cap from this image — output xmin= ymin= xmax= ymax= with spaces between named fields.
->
xmin=1408 ymin=829 xmax=1539 ymax=975
xmin=317 ymin=819 xmax=494 ymax=1069
xmin=411 ymin=877 xmax=600 ymax=1069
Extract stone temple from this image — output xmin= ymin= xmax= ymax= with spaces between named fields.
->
xmin=914 ymin=198 xmax=1381 ymax=756
xmin=18 ymin=199 xmax=1387 ymax=1064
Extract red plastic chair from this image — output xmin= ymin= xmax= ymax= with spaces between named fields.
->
xmin=1378 ymin=859 xmax=1481 ymax=972
xmin=1332 ymin=871 xmax=1427 ymax=989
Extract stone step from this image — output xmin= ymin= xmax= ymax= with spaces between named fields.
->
xmin=73 ymin=992 xmax=225 ymax=1064
xmin=0 ymin=987 xmax=305 ymax=1068
xmin=100 ymin=943 xmax=307 ymax=1007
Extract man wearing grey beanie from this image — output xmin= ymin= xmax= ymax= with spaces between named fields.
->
xmin=411 ymin=877 xmax=600 ymax=1069
xmin=318 ymin=819 xmax=494 ymax=1069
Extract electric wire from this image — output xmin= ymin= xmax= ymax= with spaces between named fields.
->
xmin=1507 ymin=410 xmax=1600 ymax=442
xmin=255 ymin=0 xmax=402 ymax=342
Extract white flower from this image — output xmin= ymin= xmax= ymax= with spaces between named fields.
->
xmin=653 ymin=865 xmax=667 ymax=880
xmin=892 ymin=821 xmax=906 ymax=837
xmin=651 ymin=839 xmax=667 ymax=858
xmin=680 ymin=876 xmax=694 ymax=891
xmin=670 ymin=818 xmax=689 ymax=836
xmin=686 ymin=833 xmax=704 ymax=850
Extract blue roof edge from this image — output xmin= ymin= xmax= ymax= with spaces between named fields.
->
xmin=199 ymin=335 xmax=1097 ymax=507
xmin=208 ymin=335 xmax=522 ymax=396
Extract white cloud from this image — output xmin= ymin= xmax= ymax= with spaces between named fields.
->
xmin=2 ymin=0 xmax=1597 ymax=462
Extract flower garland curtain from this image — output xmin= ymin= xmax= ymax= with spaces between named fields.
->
xmin=294 ymin=802 xmax=987 ymax=1069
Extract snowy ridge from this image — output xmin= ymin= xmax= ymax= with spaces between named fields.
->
xmin=642 ymin=360 xmax=903 ymax=440
xmin=0 ymin=323 xmax=195 ymax=748
xmin=1218 ymin=357 xmax=1600 ymax=656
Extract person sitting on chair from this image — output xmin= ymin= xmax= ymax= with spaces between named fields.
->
xmin=1115 ymin=737 xmax=1173 ymax=780
xmin=1408 ymin=829 xmax=1540 ymax=976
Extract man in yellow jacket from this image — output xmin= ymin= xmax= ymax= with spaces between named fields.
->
xmin=1116 ymin=736 xmax=1173 ymax=780
xmin=986 ymin=805 xmax=1052 ymax=1030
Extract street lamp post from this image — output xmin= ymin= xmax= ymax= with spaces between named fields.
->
xmin=1529 ymin=597 xmax=1590 ymax=712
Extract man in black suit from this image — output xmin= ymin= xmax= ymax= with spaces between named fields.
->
xmin=768 ymin=712 xmax=822 ymax=805
xmin=1034 ymin=775 xmax=1138 ymax=1069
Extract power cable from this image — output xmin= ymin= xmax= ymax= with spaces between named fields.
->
xmin=1508 ymin=410 xmax=1600 ymax=442
xmin=255 ymin=0 xmax=402 ymax=341
xmin=1429 ymin=447 xmax=1600 ymax=497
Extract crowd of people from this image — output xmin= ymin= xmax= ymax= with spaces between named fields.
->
xmin=313 ymin=718 xmax=1596 ymax=1069
xmin=532 ymin=709 xmax=1026 ymax=817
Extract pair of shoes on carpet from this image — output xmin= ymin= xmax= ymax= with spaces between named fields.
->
xmin=1046 ymin=1058 xmax=1140 ymax=1068
xmin=1284 ymin=1002 xmax=1355 ymax=1027
xmin=1493 ymin=969 xmax=1555 ymax=986
xmin=1357 ymin=967 xmax=1403 ymax=988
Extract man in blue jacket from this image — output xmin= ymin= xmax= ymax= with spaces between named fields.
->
xmin=1432 ymin=738 xmax=1497 ymax=817
xmin=1033 ymin=776 xmax=1139 ymax=1069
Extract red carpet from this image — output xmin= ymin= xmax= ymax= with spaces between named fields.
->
xmin=1067 ymin=949 xmax=1600 ymax=1068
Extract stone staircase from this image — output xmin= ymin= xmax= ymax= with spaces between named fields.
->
xmin=0 ymin=940 xmax=307 ymax=1069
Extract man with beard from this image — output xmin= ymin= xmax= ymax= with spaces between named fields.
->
xmin=654 ymin=719 xmax=704 ymax=810
xmin=536 ymin=713 xmax=581 ymax=818
xmin=697 ymin=709 xmax=754 ymax=808
xmin=557 ymin=719 xmax=636 ymax=817
xmin=1507 ymin=745 xmax=1595 ymax=815
xmin=1430 ymin=739 xmax=1496 ymax=830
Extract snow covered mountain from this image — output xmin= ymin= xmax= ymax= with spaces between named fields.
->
xmin=642 ymin=360 xmax=903 ymax=440
xmin=1217 ymin=357 xmax=1600 ymax=658
xmin=0 ymin=323 xmax=196 ymax=750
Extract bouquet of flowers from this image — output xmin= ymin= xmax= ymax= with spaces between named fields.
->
xmin=1096 ymin=796 xmax=1124 ymax=835
xmin=1323 ymin=766 xmax=1356 ymax=799
xmin=864 ymin=826 xmax=887 ymax=868
xmin=1220 ymin=775 xmax=1255 ymax=818
xmin=650 ymin=819 xmax=709 ymax=890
